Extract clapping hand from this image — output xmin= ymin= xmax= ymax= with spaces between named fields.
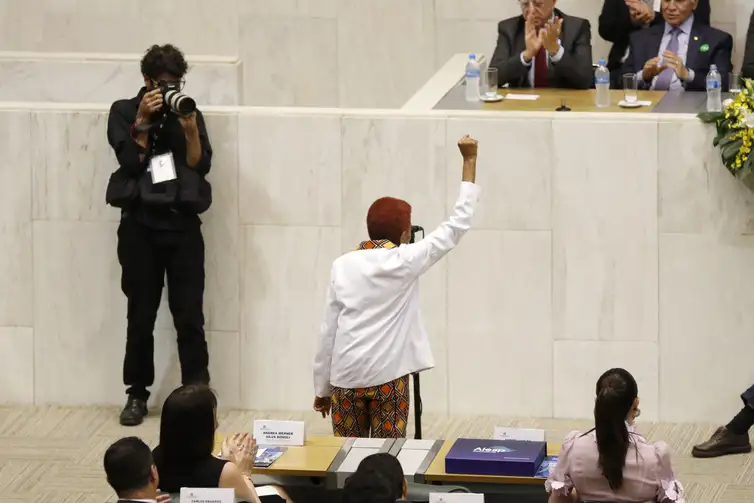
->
xmin=626 ymin=0 xmax=655 ymax=25
xmin=541 ymin=17 xmax=563 ymax=56
xmin=660 ymin=51 xmax=689 ymax=80
xmin=221 ymin=433 xmax=257 ymax=473
xmin=523 ymin=18 xmax=543 ymax=62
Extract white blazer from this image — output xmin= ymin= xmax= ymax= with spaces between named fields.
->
xmin=313 ymin=182 xmax=482 ymax=397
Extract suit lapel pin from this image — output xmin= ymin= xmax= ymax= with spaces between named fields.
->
xmin=700 ymin=43 xmax=710 ymax=53
xmin=693 ymin=36 xmax=699 ymax=41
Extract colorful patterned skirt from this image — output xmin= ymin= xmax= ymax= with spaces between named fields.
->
xmin=330 ymin=375 xmax=410 ymax=438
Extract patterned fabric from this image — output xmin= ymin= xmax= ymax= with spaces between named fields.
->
xmin=356 ymin=239 xmax=397 ymax=250
xmin=331 ymin=375 xmax=410 ymax=438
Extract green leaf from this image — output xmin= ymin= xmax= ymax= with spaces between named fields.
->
xmin=699 ymin=111 xmax=724 ymax=123
xmin=744 ymin=154 xmax=754 ymax=176
xmin=718 ymin=133 xmax=740 ymax=148
xmin=722 ymin=139 xmax=743 ymax=162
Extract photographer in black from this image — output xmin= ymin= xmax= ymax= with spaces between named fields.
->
xmin=106 ymin=44 xmax=213 ymax=426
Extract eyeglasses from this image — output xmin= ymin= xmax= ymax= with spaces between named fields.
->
xmin=519 ymin=0 xmax=547 ymax=9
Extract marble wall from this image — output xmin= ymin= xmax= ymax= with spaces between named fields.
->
xmin=3 ymin=104 xmax=754 ymax=425
xmin=0 ymin=0 xmax=749 ymax=108
xmin=0 ymin=53 xmax=241 ymax=106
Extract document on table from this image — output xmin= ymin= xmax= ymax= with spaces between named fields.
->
xmin=504 ymin=93 xmax=540 ymax=100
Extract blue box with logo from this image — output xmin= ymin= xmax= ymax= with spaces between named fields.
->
xmin=444 ymin=438 xmax=547 ymax=477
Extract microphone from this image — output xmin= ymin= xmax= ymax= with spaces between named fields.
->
xmin=410 ymin=225 xmax=425 ymax=244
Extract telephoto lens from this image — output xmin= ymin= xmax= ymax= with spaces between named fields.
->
xmin=161 ymin=85 xmax=196 ymax=115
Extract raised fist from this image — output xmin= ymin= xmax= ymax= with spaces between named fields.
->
xmin=458 ymin=135 xmax=478 ymax=160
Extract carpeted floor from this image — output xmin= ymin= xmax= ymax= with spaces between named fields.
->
xmin=0 ymin=406 xmax=751 ymax=502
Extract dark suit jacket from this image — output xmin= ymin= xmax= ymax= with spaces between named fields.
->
xmin=743 ymin=9 xmax=754 ymax=79
xmin=599 ymin=0 xmax=710 ymax=74
xmin=489 ymin=9 xmax=594 ymax=90
xmin=621 ymin=19 xmax=732 ymax=92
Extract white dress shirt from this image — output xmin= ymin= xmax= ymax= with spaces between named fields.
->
xmin=313 ymin=182 xmax=482 ymax=397
xmin=639 ymin=15 xmax=696 ymax=90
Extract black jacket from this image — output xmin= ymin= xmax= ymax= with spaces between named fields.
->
xmin=621 ymin=19 xmax=733 ymax=92
xmin=599 ymin=0 xmax=710 ymax=74
xmin=489 ymin=9 xmax=594 ymax=90
xmin=743 ymin=8 xmax=754 ymax=79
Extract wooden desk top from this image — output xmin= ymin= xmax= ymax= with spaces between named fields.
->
xmin=423 ymin=440 xmax=561 ymax=485
xmin=214 ymin=434 xmax=345 ymax=477
xmin=482 ymin=89 xmax=666 ymax=113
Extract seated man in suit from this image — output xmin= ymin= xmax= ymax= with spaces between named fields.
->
xmin=104 ymin=437 xmax=170 ymax=503
xmin=743 ymin=7 xmax=754 ymax=79
xmin=622 ymin=0 xmax=732 ymax=92
xmin=599 ymin=0 xmax=710 ymax=86
xmin=489 ymin=0 xmax=593 ymax=90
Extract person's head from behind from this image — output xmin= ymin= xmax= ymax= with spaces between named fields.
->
xmin=141 ymin=44 xmax=188 ymax=93
xmin=519 ymin=0 xmax=556 ymax=29
xmin=356 ymin=453 xmax=407 ymax=500
xmin=367 ymin=197 xmax=412 ymax=245
xmin=343 ymin=469 xmax=395 ymax=503
xmin=159 ymin=384 xmax=217 ymax=461
xmin=103 ymin=437 xmax=158 ymax=499
xmin=594 ymin=367 xmax=640 ymax=490
xmin=661 ymin=0 xmax=698 ymax=26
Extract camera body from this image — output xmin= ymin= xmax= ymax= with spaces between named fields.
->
xmin=159 ymin=81 xmax=196 ymax=116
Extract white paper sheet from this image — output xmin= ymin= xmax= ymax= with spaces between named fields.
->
xmin=504 ymin=94 xmax=540 ymax=101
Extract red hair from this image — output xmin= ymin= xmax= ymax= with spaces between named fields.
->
xmin=366 ymin=197 xmax=411 ymax=245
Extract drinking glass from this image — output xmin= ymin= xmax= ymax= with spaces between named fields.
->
xmin=623 ymin=73 xmax=638 ymax=104
xmin=482 ymin=68 xmax=499 ymax=99
xmin=730 ymin=73 xmax=742 ymax=94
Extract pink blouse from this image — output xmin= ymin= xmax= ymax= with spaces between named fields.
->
xmin=546 ymin=430 xmax=685 ymax=503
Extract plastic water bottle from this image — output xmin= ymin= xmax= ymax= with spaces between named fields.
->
xmin=595 ymin=59 xmax=610 ymax=108
xmin=464 ymin=54 xmax=481 ymax=102
xmin=706 ymin=64 xmax=722 ymax=112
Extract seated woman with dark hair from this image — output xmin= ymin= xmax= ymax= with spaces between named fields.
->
xmin=546 ymin=368 xmax=684 ymax=503
xmin=356 ymin=453 xmax=407 ymax=501
xmin=152 ymin=385 xmax=291 ymax=502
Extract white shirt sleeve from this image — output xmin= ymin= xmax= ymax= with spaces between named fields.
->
xmin=550 ymin=45 xmax=565 ymax=64
xmin=402 ymin=181 xmax=481 ymax=278
xmin=313 ymin=273 xmax=341 ymax=398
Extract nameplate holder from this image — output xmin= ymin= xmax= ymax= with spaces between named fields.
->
xmin=493 ymin=427 xmax=545 ymax=442
xmin=253 ymin=419 xmax=305 ymax=446
xmin=429 ymin=494 xmax=484 ymax=503
xmin=180 ymin=487 xmax=234 ymax=503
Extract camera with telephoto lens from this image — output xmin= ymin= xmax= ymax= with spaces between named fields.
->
xmin=160 ymin=81 xmax=196 ymax=115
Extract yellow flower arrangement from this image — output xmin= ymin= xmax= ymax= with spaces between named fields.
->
xmin=699 ymin=79 xmax=754 ymax=177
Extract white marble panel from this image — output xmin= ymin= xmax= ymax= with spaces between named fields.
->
xmin=32 ymin=220 xmax=181 ymax=404
xmin=0 ymin=111 xmax=33 ymax=328
xmin=435 ymin=20 xmax=500 ymax=71
xmin=238 ymin=114 xmax=341 ymax=226
xmin=341 ymin=116 xmax=446 ymax=250
xmin=202 ymin=114 xmax=240 ymax=332
xmin=659 ymin=234 xmax=754 ymax=423
xmin=240 ymin=225 xmax=341 ymax=410
xmin=447 ymin=230 xmax=553 ymax=417
xmin=239 ymin=17 xmax=339 ymax=106
xmin=659 ymin=119 xmax=754 ymax=235
xmin=552 ymin=119 xmax=658 ymax=342
xmin=337 ymin=0 xmax=437 ymax=108
xmin=0 ymin=58 xmax=240 ymax=105
xmin=31 ymin=111 xmax=119 ymax=222
xmin=208 ymin=331 xmax=242 ymax=408
xmin=0 ymin=0 xmax=237 ymax=55
xmin=240 ymin=0 xmax=339 ymax=18
xmin=434 ymin=0 xmax=518 ymax=21
xmin=553 ymin=340 xmax=659 ymax=421
xmin=0 ymin=328 xmax=34 ymax=404
xmin=445 ymin=118 xmax=551 ymax=230
xmin=557 ymin=0 xmax=610 ymax=62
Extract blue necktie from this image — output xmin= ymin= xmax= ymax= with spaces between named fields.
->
xmin=654 ymin=28 xmax=680 ymax=91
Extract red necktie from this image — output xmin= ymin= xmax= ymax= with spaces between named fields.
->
xmin=534 ymin=46 xmax=549 ymax=88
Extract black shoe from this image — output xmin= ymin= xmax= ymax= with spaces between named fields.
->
xmin=119 ymin=396 xmax=148 ymax=426
xmin=692 ymin=426 xmax=752 ymax=458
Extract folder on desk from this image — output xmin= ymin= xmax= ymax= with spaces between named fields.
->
xmin=254 ymin=446 xmax=286 ymax=467
xmin=445 ymin=438 xmax=546 ymax=477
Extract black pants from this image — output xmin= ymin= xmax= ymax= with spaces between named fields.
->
xmin=117 ymin=216 xmax=209 ymax=401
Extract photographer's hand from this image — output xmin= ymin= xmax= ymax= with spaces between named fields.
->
xmin=137 ymin=89 xmax=163 ymax=124
xmin=180 ymin=112 xmax=202 ymax=168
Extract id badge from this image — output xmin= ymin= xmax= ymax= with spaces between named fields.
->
xmin=149 ymin=152 xmax=177 ymax=184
